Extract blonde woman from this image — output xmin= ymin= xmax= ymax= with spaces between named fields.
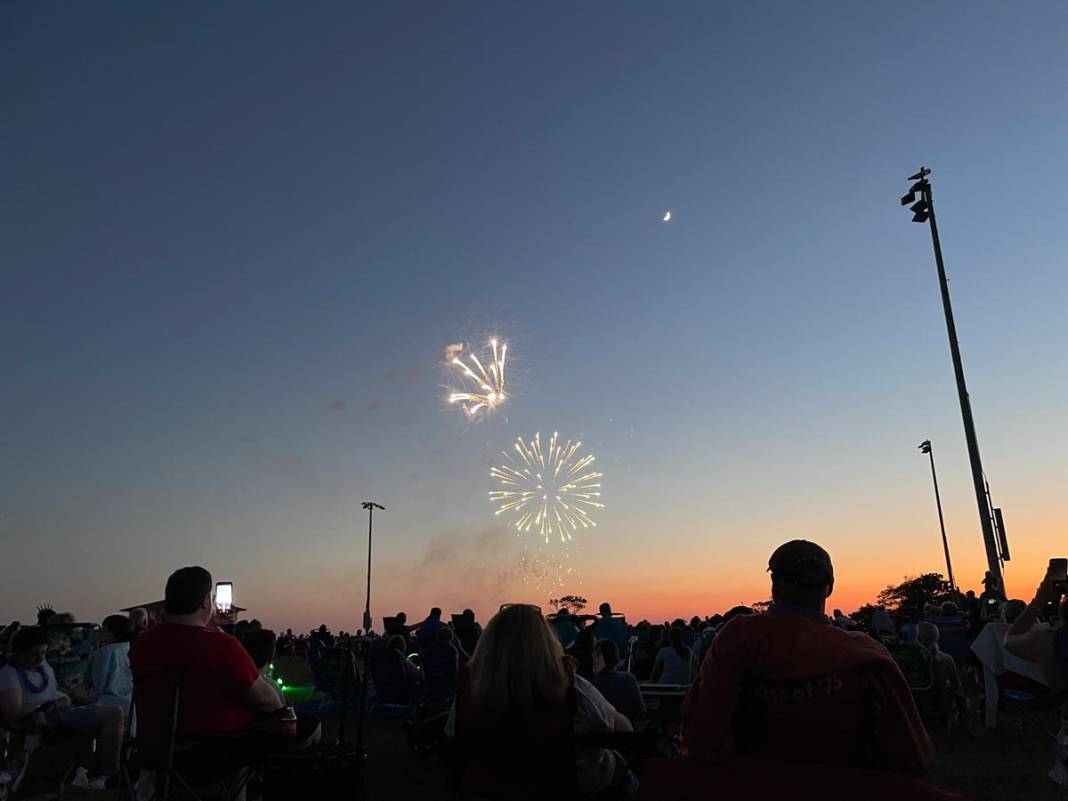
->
xmin=448 ymin=604 xmax=637 ymax=800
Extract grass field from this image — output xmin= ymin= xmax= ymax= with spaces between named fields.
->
xmin=273 ymin=657 xmax=1063 ymax=801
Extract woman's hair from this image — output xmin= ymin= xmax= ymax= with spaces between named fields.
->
xmin=669 ymin=626 xmax=688 ymax=659
xmin=597 ymin=638 xmax=620 ymax=674
xmin=469 ymin=604 xmax=571 ymax=716
xmin=12 ymin=626 xmax=48 ymax=653
xmin=102 ymin=615 xmax=134 ymax=643
xmin=649 ymin=624 xmax=665 ymax=648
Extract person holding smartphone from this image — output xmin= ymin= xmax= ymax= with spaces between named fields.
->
xmin=130 ymin=566 xmax=286 ymax=767
xmin=1004 ymin=560 xmax=1068 ymax=690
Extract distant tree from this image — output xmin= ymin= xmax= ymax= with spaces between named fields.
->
xmin=548 ymin=595 xmax=588 ymax=615
xmin=876 ymin=573 xmax=952 ymax=624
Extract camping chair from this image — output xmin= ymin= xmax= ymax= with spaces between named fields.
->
xmin=420 ymin=641 xmax=459 ymax=707
xmin=0 ymin=726 xmax=42 ymax=798
xmin=366 ymin=647 xmax=419 ymax=719
xmin=127 ymin=682 xmax=256 ymax=801
xmin=733 ymin=668 xmax=879 ymax=768
xmin=996 ymin=672 xmax=1064 ymax=736
xmin=640 ymin=684 xmax=689 ymax=732
xmin=590 ymin=615 xmax=629 ymax=660
xmin=452 ymin=675 xmax=579 ymax=800
xmin=549 ymin=618 xmax=579 ymax=649
xmin=886 ymin=642 xmax=934 ymax=691
xmin=925 ymin=615 xmax=971 ymax=663
xmin=303 ymin=648 xmax=361 ymax=717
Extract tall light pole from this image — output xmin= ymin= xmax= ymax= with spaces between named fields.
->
xmin=919 ymin=440 xmax=956 ymax=593
xmin=361 ymin=501 xmax=384 ymax=634
xmin=355 ymin=501 xmax=384 ymax=764
xmin=901 ymin=168 xmax=1004 ymax=586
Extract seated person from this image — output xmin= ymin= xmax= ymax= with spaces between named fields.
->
xmin=681 ymin=540 xmax=932 ymax=775
xmin=129 ymin=566 xmax=284 ymax=753
xmin=242 ymin=629 xmax=321 ymax=747
xmin=550 ymin=608 xmax=580 ymax=648
xmin=453 ymin=608 xmax=483 ymax=656
xmin=651 ymin=627 xmax=694 ymax=685
xmin=1005 ymin=563 xmax=1068 ymax=787
xmin=415 ymin=607 xmax=446 ymax=641
xmin=591 ymin=639 xmax=646 ymax=724
xmin=592 ymin=603 xmax=630 ymax=659
xmin=128 ymin=607 xmax=151 ymax=642
xmin=88 ymin=615 xmax=134 ymax=712
xmin=916 ymin=622 xmax=965 ymax=715
xmin=0 ymin=627 xmax=123 ymax=789
xmin=447 ymin=604 xmax=637 ymax=800
xmin=388 ymin=635 xmax=425 ymax=692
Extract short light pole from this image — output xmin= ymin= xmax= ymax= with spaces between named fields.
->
xmin=901 ymin=168 xmax=1004 ymax=587
xmin=919 ymin=440 xmax=956 ymax=593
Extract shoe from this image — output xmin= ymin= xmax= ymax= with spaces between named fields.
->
xmin=70 ymin=766 xmax=90 ymax=787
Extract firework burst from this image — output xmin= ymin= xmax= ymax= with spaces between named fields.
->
xmin=489 ymin=432 xmax=604 ymax=543
xmin=446 ymin=338 xmax=508 ymax=418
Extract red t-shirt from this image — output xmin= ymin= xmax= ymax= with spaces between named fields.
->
xmin=130 ymin=622 xmax=260 ymax=738
xmin=681 ymin=607 xmax=933 ymax=775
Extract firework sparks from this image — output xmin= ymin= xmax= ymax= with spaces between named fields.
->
xmin=514 ymin=547 xmax=580 ymax=591
xmin=489 ymin=432 xmax=604 ymax=543
xmin=446 ymin=338 xmax=508 ymax=418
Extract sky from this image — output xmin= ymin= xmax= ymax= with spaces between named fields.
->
xmin=2 ymin=2 xmax=1066 ymax=633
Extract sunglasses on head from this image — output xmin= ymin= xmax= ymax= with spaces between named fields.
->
xmin=498 ymin=603 xmax=543 ymax=613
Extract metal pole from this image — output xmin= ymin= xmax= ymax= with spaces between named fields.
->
xmin=921 ymin=179 xmax=1003 ymax=585
xmin=363 ymin=507 xmax=373 ymax=633
xmin=925 ymin=442 xmax=956 ymax=592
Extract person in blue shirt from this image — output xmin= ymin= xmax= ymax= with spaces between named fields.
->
xmin=89 ymin=615 xmax=133 ymax=713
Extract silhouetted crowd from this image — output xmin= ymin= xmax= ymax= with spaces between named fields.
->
xmin=2 ymin=542 xmax=1066 ymax=800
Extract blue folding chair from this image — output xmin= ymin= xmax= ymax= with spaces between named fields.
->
xmin=420 ymin=641 xmax=459 ymax=707
xmin=367 ymin=647 xmax=420 ymax=719
xmin=591 ymin=615 xmax=629 ymax=660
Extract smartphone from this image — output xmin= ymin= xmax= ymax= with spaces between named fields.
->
xmin=215 ymin=581 xmax=233 ymax=613
xmin=1049 ymin=558 xmax=1068 ymax=584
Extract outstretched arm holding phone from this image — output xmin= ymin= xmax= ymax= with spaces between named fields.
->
xmin=1004 ymin=561 xmax=1066 ymax=690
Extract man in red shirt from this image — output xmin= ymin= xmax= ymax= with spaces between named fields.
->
xmin=681 ymin=540 xmax=932 ymax=776
xmin=130 ymin=566 xmax=283 ymax=748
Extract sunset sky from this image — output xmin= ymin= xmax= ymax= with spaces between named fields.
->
xmin=3 ymin=2 xmax=1066 ymax=633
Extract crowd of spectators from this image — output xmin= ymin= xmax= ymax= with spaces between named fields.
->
xmin=2 ymin=543 xmax=1065 ymax=799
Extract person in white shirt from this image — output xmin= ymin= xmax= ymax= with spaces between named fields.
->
xmin=0 ymin=627 xmax=123 ymax=787
xmin=89 ymin=615 xmax=134 ymax=712
xmin=651 ymin=626 xmax=694 ymax=685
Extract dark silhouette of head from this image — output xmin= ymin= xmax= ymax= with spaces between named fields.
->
xmin=429 ymin=607 xmax=442 ymax=620
xmin=242 ymin=629 xmax=277 ymax=670
xmin=462 ymin=608 xmax=475 ymax=622
xmin=597 ymin=638 xmax=620 ymax=674
xmin=164 ymin=566 xmax=213 ymax=617
xmin=101 ymin=615 xmax=133 ymax=644
xmin=768 ymin=540 xmax=834 ymax=613
xmin=599 ymin=602 xmax=613 ymax=618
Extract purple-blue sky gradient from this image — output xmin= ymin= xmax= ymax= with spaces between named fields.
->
xmin=3 ymin=2 xmax=1066 ymax=631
